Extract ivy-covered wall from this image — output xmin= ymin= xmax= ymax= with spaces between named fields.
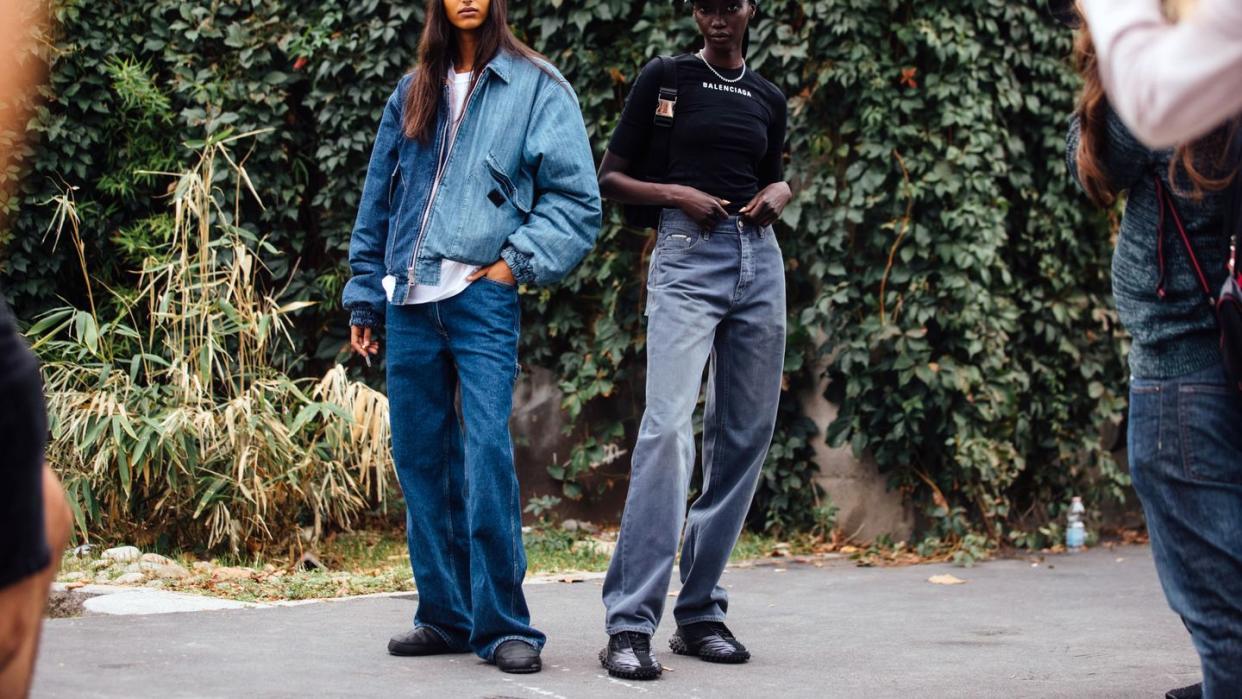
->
xmin=1 ymin=0 xmax=1127 ymax=548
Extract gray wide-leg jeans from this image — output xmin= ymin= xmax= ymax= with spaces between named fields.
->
xmin=603 ymin=208 xmax=787 ymax=635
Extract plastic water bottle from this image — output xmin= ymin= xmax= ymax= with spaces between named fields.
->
xmin=1066 ymin=496 xmax=1086 ymax=552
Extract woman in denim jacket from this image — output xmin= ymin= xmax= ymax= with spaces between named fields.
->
xmin=341 ymin=0 xmax=601 ymax=675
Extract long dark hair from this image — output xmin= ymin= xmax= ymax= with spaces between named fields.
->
xmin=1073 ymin=11 xmax=1236 ymax=206
xmin=1071 ymin=27 xmax=1116 ymax=207
xmin=403 ymin=0 xmax=548 ymax=142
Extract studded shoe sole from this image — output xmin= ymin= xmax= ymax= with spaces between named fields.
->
xmin=497 ymin=661 xmax=542 ymax=674
xmin=668 ymin=633 xmax=751 ymax=664
xmin=598 ymin=647 xmax=663 ymax=680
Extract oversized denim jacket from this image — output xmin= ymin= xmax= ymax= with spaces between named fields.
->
xmin=342 ymin=50 xmax=602 ymax=328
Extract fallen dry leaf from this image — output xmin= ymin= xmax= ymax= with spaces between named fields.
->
xmin=928 ymin=574 xmax=966 ymax=585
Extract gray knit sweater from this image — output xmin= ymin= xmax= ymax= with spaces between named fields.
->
xmin=1067 ymin=107 xmax=1229 ymax=380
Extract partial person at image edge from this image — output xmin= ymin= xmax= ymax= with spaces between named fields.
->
xmin=0 ymin=291 xmax=72 ymax=699
xmin=1066 ymin=9 xmax=1242 ymax=697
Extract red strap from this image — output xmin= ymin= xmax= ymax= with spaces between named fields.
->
xmin=1155 ymin=178 xmax=1214 ymax=298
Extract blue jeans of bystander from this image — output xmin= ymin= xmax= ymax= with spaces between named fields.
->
xmin=1129 ymin=362 xmax=1242 ymax=697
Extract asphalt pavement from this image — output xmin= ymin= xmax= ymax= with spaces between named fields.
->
xmin=32 ymin=545 xmax=1200 ymax=698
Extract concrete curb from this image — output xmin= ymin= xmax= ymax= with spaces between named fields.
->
xmin=50 ymin=583 xmax=267 ymax=616
xmin=49 ymin=554 xmax=846 ymax=617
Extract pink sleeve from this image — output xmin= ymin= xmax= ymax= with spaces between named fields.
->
xmin=1081 ymin=0 xmax=1242 ymax=148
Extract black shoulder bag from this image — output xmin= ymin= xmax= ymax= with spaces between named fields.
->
xmin=1153 ymin=130 xmax=1242 ymax=394
xmin=1217 ymin=136 xmax=1242 ymax=394
xmin=623 ymin=55 xmax=680 ymax=230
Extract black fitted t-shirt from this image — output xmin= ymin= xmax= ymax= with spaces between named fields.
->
xmin=609 ymin=54 xmax=787 ymax=208
xmin=0 ymin=295 xmax=36 ymax=387
xmin=0 ymin=293 xmax=50 ymax=589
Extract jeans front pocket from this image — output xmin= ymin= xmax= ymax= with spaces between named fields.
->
xmin=656 ymin=230 xmax=702 ymax=255
xmin=478 ymin=276 xmax=517 ymax=290
xmin=1178 ymin=384 xmax=1242 ymax=484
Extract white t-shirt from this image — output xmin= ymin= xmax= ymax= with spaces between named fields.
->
xmin=384 ymin=68 xmax=481 ymax=306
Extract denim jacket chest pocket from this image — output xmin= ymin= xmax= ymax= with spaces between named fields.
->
xmin=484 ymin=152 xmax=533 ymax=215
xmin=446 ymin=150 xmax=533 ymax=261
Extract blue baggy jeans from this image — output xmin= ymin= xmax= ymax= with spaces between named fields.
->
xmin=603 ymin=209 xmax=787 ymax=635
xmin=385 ymin=279 xmax=545 ymax=660
xmin=1129 ymin=361 xmax=1242 ymax=696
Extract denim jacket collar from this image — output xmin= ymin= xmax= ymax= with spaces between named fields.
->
xmin=483 ymin=49 xmax=515 ymax=84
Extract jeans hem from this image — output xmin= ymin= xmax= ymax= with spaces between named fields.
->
xmin=480 ymin=634 xmax=543 ymax=661
xmin=673 ymin=614 xmax=726 ymax=627
xmin=605 ymin=624 xmax=656 ymax=636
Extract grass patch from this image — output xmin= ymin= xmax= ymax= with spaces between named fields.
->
xmin=60 ymin=528 xmax=830 ymax=602
xmin=523 ymin=528 xmax=612 ymax=574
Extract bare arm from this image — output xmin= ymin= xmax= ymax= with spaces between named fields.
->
xmin=597 ymin=150 xmax=729 ymax=227
xmin=0 ymin=466 xmax=71 ymax=698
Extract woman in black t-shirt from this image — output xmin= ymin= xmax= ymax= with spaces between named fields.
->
xmin=597 ymin=0 xmax=792 ymax=682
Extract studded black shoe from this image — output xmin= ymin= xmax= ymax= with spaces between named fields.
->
xmin=669 ymin=621 xmax=750 ymax=664
xmin=599 ymin=631 xmax=662 ymax=680
xmin=493 ymin=640 xmax=542 ymax=674
xmin=1165 ymin=683 xmax=1203 ymax=699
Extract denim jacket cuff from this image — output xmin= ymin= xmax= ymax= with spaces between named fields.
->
xmin=500 ymin=245 xmax=537 ymax=286
xmin=349 ymin=306 xmax=383 ymax=329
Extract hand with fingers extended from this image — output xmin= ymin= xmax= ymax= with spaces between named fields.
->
xmin=350 ymin=325 xmax=380 ymax=367
xmin=466 ymin=258 xmax=516 ymax=287
xmin=671 ymin=184 xmax=731 ymax=228
xmin=739 ymin=181 xmax=792 ymax=228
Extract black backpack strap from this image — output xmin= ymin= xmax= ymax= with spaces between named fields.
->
xmin=647 ymin=55 xmax=679 ymax=179
xmin=621 ymin=55 xmax=682 ymax=230
xmin=654 ymin=56 xmax=678 ymax=126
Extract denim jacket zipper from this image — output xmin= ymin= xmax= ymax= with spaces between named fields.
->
xmin=404 ymin=74 xmax=487 ymax=296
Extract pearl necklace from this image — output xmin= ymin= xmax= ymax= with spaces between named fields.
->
xmin=696 ymin=49 xmax=746 ymax=84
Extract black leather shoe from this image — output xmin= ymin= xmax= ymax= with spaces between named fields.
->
xmin=669 ymin=622 xmax=750 ymax=664
xmin=387 ymin=627 xmax=462 ymax=656
xmin=494 ymin=640 xmax=542 ymax=674
xmin=1166 ymin=683 xmax=1203 ymax=699
xmin=599 ymin=631 xmax=662 ymax=680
